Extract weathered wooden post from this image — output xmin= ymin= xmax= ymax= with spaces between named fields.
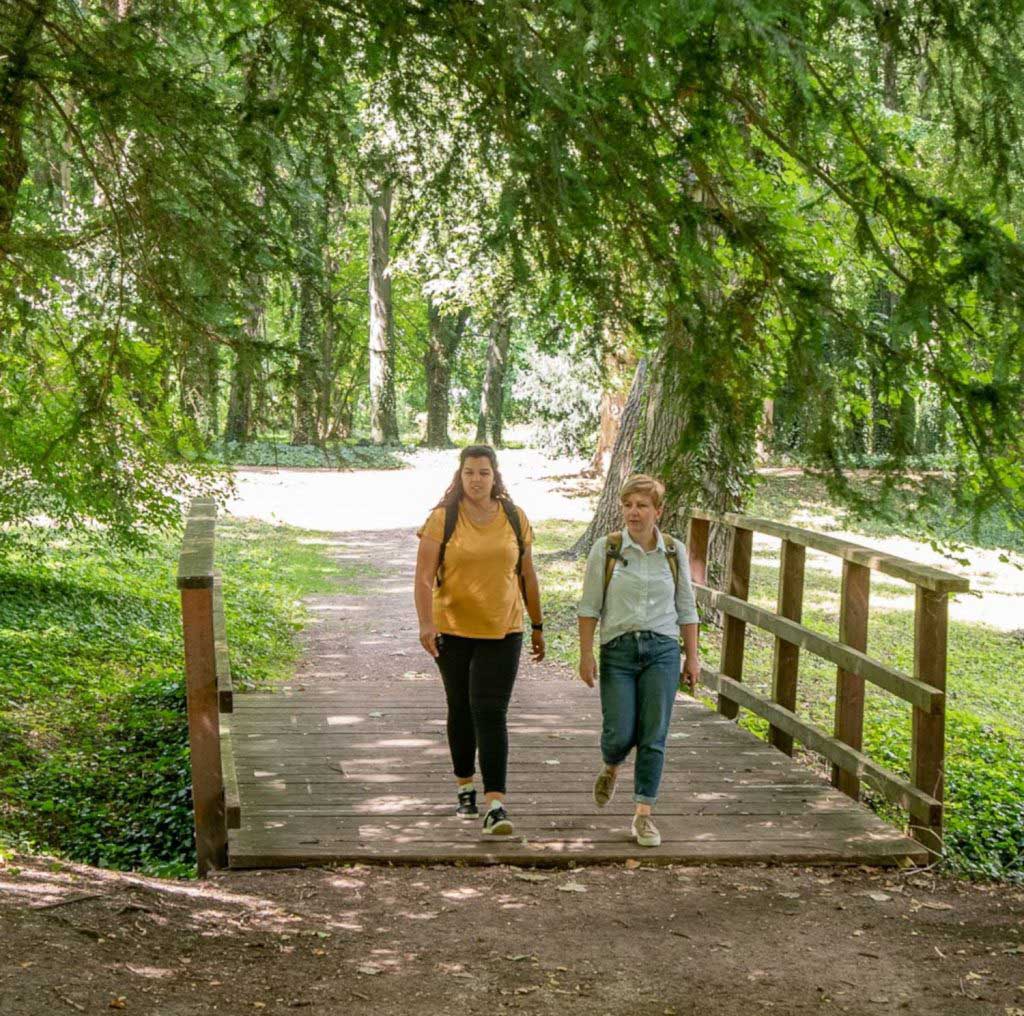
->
xmin=769 ymin=539 xmax=805 ymax=755
xmin=718 ymin=524 xmax=752 ymax=719
xmin=177 ymin=497 xmax=228 ymax=876
xmin=833 ymin=560 xmax=871 ymax=798
xmin=911 ymin=585 xmax=949 ymax=854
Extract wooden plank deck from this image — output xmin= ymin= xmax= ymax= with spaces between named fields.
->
xmin=226 ymin=675 xmax=929 ymax=868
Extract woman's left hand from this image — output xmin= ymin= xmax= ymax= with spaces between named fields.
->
xmin=681 ymin=653 xmax=700 ymax=694
xmin=530 ymin=629 xmax=546 ymax=662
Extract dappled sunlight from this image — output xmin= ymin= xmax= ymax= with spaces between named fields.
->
xmin=326 ymin=714 xmax=366 ymax=726
xmin=439 ymin=887 xmax=481 ymax=901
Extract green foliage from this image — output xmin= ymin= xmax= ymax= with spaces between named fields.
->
xmin=0 ymin=519 xmax=343 ymax=876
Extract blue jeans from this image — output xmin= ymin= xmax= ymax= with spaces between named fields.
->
xmin=599 ymin=631 xmax=681 ymax=805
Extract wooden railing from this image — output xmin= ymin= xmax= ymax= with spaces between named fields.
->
xmin=687 ymin=510 xmax=970 ymax=856
xmin=177 ymin=497 xmax=240 ymax=876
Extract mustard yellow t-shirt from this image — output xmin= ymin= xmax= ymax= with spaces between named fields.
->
xmin=418 ymin=501 xmax=534 ymax=639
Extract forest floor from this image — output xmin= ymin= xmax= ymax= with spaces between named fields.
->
xmin=3 ymin=453 xmax=1023 ymax=1015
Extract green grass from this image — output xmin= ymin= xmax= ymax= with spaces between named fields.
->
xmin=0 ymin=520 xmax=348 ymax=877
xmin=206 ymin=439 xmax=407 ymax=470
xmin=532 ymin=494 xmax=1024 ymax=883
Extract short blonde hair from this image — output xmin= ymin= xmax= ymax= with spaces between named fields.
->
xmin=619 ymin=474 xmax=665 ymax=508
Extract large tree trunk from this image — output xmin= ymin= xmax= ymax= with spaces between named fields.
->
xmin=475 ymin=306 xmax=511 ymax=446
xmin=571 ymin=358 xmax=648 ymax=556
xmin=424 ymin=299 xmax=467 ymax=448
xmin=225 ymin=307 xmax=260 ymax=445
xmin=0 ymin=1 xmax=47 ymax=238
xmin=179 ymin=335 xmax=219 ymax=441
xmin=367 ymin=181 xmax=399 ymax=444
xmin=572 ymin=305 xmax=749 ymax=589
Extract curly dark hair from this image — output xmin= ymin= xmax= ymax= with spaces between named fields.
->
xmin=434 ymin=445 xmax=512 ymax=508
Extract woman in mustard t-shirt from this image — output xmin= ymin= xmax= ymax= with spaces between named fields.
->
xmin=414 ymin=445 xmax=545 ymax=837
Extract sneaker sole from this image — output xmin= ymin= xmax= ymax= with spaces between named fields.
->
xmin=457 ymin=811 xmax=480 ymax=820
xmin=482 ymin=820 xmax=514 ymax=836
xmin=634 ymin=834 xmax=661 ymax=847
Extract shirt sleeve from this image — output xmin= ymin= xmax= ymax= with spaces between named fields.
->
xmin=673 ymin=538 xmax=700 ymax=625
xmin=577 ymin=538 xmax=607 ymax=619
xmin=418 ymin=507 xmax=445 ymax=542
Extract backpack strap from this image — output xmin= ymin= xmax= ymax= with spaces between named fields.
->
xmin=664 ymin=534 xmax=680 ymax=596
xmin=435 ymin=500 xmax=460 ymax=588
xmin=600 ymin=532 xmax=680 ymax=611
xmin=601 ymin=532 xmax=626 ymax=611
xmin=500 ymin=498 xmax=527 ymax=598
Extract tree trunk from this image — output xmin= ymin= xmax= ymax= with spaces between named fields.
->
xmin=475 ymin=307 xmax=511 ymax=446
xmin=291 ymin=205 xmax=320 ymax=445
xmin=225 ymin=308 xmax=260 ymax=446
xmin=571 ymin=359 xmax=648 ymax=556
xmin=180 ymin=335 xmax=218 ymax=441
xmin=367 ymin=181 xmax=399 ymax=444
xmin=424 ymin=299 xmax=467 ymax=448
xmin=0 ymin=1 xmax=47 ymax=238
xmin=572 ymin=305 xmax=749 ymax=590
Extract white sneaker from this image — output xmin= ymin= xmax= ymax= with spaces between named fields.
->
xmin=631 ymin=814 xmax=661 ymax=847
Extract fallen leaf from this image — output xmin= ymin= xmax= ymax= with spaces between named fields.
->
xmin=920 ymin=901 xmax=954 ymax=911
xmin=505 ymin=954 xmax=530 ymax=962
xmin=624 ymin=859 xmax=641 ymax=870
xmin=109 ymin=1000 xmax=127 ymax=1011
xmin=356 ymin=964 xmax=383 ymax=976
xmin=558 ymin=883 xmax=588 ymax=893
xmin=513 ymin=873 xmax=549 ymax=883
xmin=866 ymin=892 xmax=892 ymax=903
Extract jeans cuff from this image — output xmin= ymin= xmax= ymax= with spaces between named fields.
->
xmin=633 ymin=793 xmax=657 ymax=805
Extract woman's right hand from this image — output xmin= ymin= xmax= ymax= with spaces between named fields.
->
xmin=579 ymin=652 xmax=597 ymax=688
xmin=419 ymin=623 xmax=441 ymax=658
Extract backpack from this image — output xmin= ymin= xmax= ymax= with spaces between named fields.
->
xmin=436 ymin=498 xmax=526 ymax=597
xmin=601 ymin=531 xmax=680 ymax=610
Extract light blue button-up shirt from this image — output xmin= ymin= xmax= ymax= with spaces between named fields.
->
xmin=577 ymin=529 xmax=700 ymax=645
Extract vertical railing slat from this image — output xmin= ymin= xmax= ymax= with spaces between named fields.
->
xmin=769 ymin=539 xmax=805 ymax=755
xmin=833 ymin=560 xmax=870 ymax=798
xmin=911 ymin=586 xmax=948 ymax=854
xmin=718 ymin=525 xmax=752 ymax=719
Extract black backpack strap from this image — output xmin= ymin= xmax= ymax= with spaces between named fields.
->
xmin=435 ymin=501 xmax=460 ymax=587
xmin=500 ymin=499 xmax=527 ymax=599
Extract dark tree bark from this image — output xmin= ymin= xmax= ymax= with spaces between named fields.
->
xmin=225 ymin=316 xmax=260 ymax=445
xmin=0 ymin=1 xmax=47 ymax=238
xmin=179 ymin=335 xmax=219 ymax=441
xmin=291 ymin=205 xmax=320 ymax=445
xmin=475 ymin=306 xmax=511 ymax=446
xmin=424 ymin=299 xmax=467 ymax=448
xmin=367 ymin=181 xmax=399 ymax=444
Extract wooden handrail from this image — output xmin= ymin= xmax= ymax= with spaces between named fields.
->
xmin=177 ymin=497 xmax=239 ymax=876
xmin=689 ymin=509 xmax=970 ymax=593
xmin=694 ymin=586 xmax=944 ymax=712
xmin=687 ymin=507 xmax=967 ymax=856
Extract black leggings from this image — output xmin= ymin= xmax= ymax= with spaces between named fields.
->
xmin=434 ymin=632 xmax=523 ymax=794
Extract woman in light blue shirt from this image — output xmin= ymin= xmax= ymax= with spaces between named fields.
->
xmin=577 ymin=474 xmax=700 ymax=847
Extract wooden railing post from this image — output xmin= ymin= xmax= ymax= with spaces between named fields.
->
xmin=911 ymin=586 xmax=948 ymax=854
xmin=769 ymin=539 xmax=805 ymax=755
xmin=718 ymin=525 xmax=752 ymax=719
xmin=833 ymin=561 xmax=870 ymax=798
xmin=178 ymin=499 xmax=228 ymax=876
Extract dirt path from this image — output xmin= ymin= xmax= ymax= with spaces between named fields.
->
xmin=4 ymin=520 xmax=1023 ymax=1015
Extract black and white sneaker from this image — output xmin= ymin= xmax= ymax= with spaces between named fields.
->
xmin=456 ymin=787 xmax=479 ymax=819
xmin=481 ymin=804 xmax=514 ymax=836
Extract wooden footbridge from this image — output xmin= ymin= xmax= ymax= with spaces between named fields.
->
xmin=177 ymin=500 xmax=968 ymax=875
